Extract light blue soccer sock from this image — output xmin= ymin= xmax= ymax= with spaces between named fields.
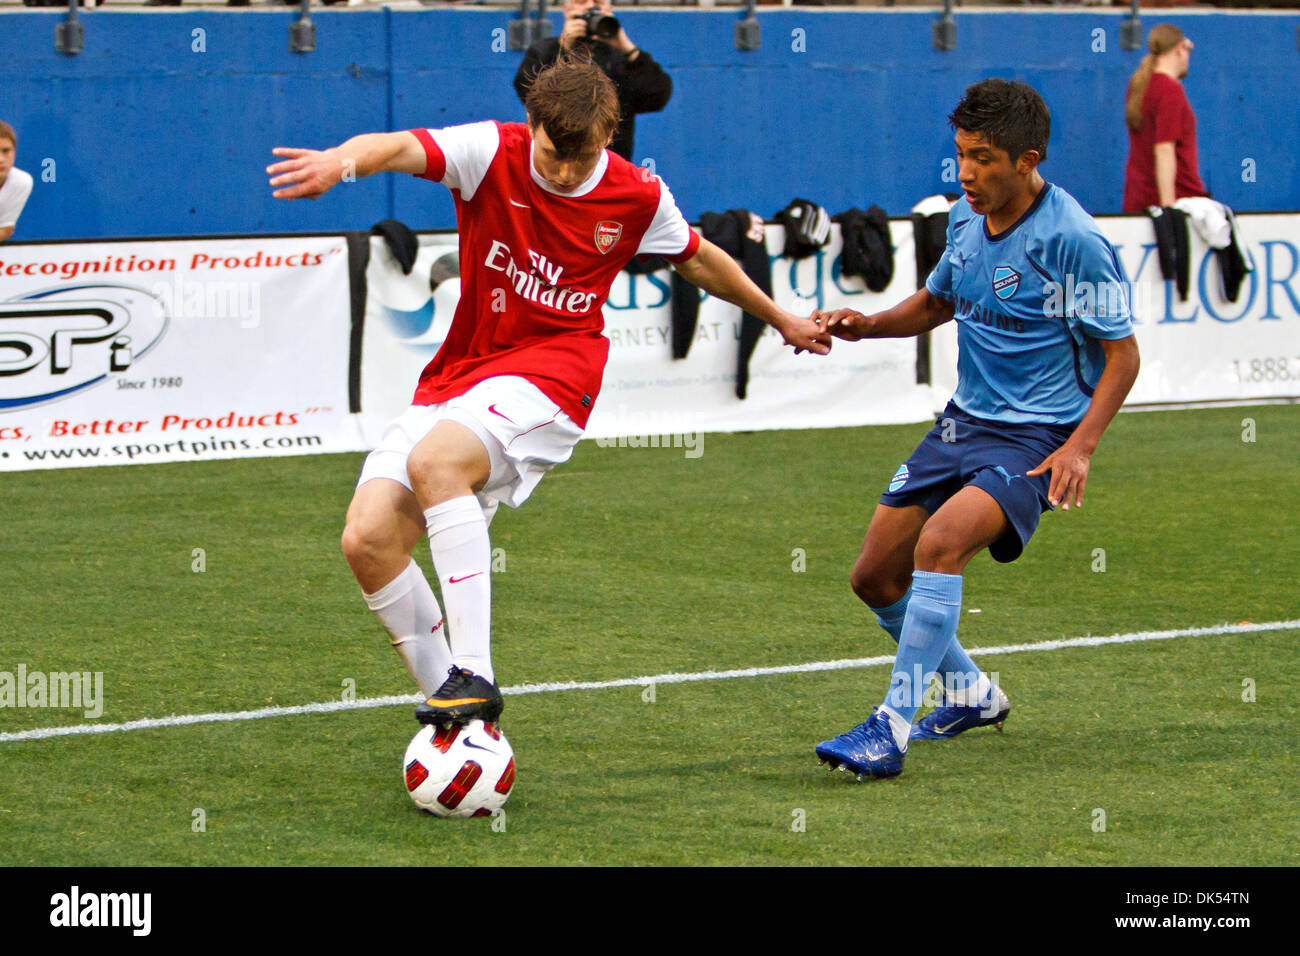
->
xmin=869 ymin=587 xmax=913 ymax=644
xmin=871 ymin=585 xmax=987 ymax=706
xmin=882 ymin=571 xmax=964 ymax=730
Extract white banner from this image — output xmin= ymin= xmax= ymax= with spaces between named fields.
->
xmin=928 ymin=212 xmax=1300 ymax=406
xmin=7 ymin=212 xmax=1294 ymax=472
xmin=0 ymin=236 xmax=361 ymax=471
xmin=360 ymin=223 xmax=937 ymax=445
xmin=1113 ymin=213 xmax=1300 ymax=404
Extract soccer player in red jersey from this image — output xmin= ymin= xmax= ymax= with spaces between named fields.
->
xmin=269 ymin=58 xmax=830 ymax=726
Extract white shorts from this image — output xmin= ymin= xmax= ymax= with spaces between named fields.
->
xmin=357 ymin=375 xmax=584 ymax=511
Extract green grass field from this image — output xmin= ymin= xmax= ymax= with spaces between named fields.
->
xmin=1 ymin=404 xmax=1295 ymax=865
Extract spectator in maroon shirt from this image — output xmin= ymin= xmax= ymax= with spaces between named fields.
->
xmin=1122 ymin=23 xmax=1208 ymax=213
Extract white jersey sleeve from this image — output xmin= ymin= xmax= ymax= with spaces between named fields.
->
xmin=637 ymin=178 xmax=699 ymax=262
xmin=0 ymin=167 xmax=34 ymax=229
xmin=418 ymin=121 xmax=500 ymax=201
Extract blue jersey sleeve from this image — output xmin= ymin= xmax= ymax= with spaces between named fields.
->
xmin=1058 ymin=230 xmax=1134 ymax=341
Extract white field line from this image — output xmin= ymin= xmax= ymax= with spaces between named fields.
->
xmin=2 ymin=619 xmax=1296 ymax=745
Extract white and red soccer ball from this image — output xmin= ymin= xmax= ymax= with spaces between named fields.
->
xmin=403 ymin=720 xmax=515 ymax=819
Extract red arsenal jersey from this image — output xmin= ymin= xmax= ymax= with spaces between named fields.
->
xmin=407 ymin=121 xmax=700 ymax=428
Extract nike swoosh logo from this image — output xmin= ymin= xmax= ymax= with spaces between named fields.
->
xmin=509 ymin=198 xmax=530 ymax=209
xmin=462 ymin=737 xmax=495 ymax=753
xmin=423 ymin=696 xmax=488 ymax=708
xmin=935 ymin=718 xmax=964 ymax=734
xmin=488 ymin=404 xmax=515 ymax=424
xmin=448 ymin=572 xmax=483 ymax=584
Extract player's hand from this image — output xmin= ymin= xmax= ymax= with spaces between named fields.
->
xmin=1027 ymin=441 xmax=1091 ymax=511
xmin=267 ymin=147 xmax=349 ymax=200
xmin=780 ymin=313 xmax=832 ymax=356
xmin=812 ymin=308 xmax=869 ymax=341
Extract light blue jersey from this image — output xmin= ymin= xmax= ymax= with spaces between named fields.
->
xmin=925 ymin=183 xmax=1134 ymax=425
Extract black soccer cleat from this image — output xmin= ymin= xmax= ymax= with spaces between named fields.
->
xmin=415 ymin=667 xmax=504 ymax=726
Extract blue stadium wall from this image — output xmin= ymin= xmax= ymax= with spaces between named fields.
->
xmin=3 ymin=9 xmax=1297 ymax=240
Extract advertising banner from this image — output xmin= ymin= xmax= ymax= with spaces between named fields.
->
xmin=0 ymin=236 xmax=361 ymax=471
xmin=1108 ymin=213 xmax=1300 ymax=405
xmin=359 ymin=223 xmax=936 ymax=447
xmin=6 ymin=212 xmax=1295 ymax=473
xmin=927 ymin=213 xmax=1300 ymax=406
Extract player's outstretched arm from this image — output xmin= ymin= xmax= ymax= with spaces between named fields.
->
xmin=812 ymin=288 xmax=955 ymax=342
xmin=1027 ymin=334 xmax=1140 ymax=511
xmin=267 ymin=131 xmax=427 ymax=200
xmin=673 ymin=238 xmax=831 ymax=355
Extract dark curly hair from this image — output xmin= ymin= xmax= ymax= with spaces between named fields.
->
xmin=948 ymin=79 xmax=1050 ymax=164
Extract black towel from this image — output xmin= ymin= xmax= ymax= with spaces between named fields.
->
xmin=1149 ymin=206 xmax=1190 ymax=302
xmin=834 ymin=206 xmax=894 ymax=292
xmin=669 ymin=209 xmax=772 ymax=399
xmin=370 ymin=219 xmax=419 ymax=276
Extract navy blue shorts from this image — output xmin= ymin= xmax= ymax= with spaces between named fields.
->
xmin=879 ymin=402 xmax=1077 ymax=563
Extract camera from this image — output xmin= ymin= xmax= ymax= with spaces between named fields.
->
xmin=579 ymin=10 xmax=621 ymax=42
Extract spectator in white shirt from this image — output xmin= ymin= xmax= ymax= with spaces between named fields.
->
xmin=0 ymin=121 xmax=34 ymax=242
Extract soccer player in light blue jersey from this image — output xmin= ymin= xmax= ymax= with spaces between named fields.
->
xmin=812 ymin=79 xmax=1141 ymax=779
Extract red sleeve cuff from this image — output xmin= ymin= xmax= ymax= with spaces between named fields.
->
xmin=408 ymin=128 xmax=446 ymax=182
xmin=666 ymin=228 xmax=701 ymax=264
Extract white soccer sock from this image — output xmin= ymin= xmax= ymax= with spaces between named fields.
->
xmin=946 ymin=672 xmax=994 ymax=707
xmin=425 ymin=496 xmax=494 ymax=682
xmin=879 ymin=704 xmax=911 ymax=752
xmin=362 ymin=560 xmax=452 ymax=698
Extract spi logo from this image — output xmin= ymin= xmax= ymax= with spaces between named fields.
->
xmin=0 ymin=284 xmax=169 ymax=411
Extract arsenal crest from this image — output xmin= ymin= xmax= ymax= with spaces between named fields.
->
xmin=594 ymin=221 xmax=623 ymax=255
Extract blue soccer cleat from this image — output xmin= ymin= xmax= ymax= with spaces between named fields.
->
xmin=815 ymin=709 xmax=905 ymax=780
xmin=910 ymin=685 xmax=1010 ymax=740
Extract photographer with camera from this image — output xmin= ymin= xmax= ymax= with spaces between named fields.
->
xmin=513 ymin=0 xmax=672 ymax=162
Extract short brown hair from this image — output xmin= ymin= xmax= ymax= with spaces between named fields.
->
xmin=0 ymin=121 xmax=15 ymax=148
xmin=524 ymin=56 xmax=620 ymax=160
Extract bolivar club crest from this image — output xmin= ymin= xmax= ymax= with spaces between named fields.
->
xmin=595 ymin=221 xmax=623 ymax=255
xmin=992 ymin=266 xmax=1021 ymax=300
